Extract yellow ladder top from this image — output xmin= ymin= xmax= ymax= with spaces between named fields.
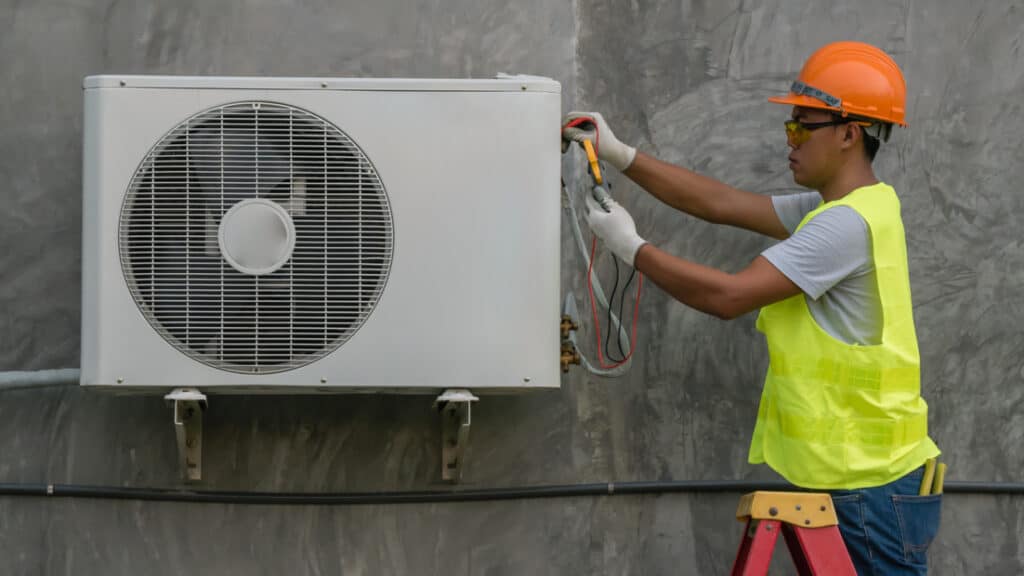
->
xmin=735 ymin=491 xmax=838 ymax=528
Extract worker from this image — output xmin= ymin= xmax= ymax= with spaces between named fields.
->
xmin=563 ymin=41 xmax=942 ymax=575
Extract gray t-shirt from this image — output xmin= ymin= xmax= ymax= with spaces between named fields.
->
xmin=761 ymin=192 xmax=882 ymax=345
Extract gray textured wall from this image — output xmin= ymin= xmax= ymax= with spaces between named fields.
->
xmin=1 ymin=0 xmax=1022 ymax=574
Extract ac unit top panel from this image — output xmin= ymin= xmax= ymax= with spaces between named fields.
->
xmin=83 ymin=74 xmax=561 ymax=94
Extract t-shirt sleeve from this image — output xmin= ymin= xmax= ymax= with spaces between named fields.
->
xmin=760 ymin=206 xmax=872 ymax=300
xmin=771 ymin=192 xmax=823 ymax=234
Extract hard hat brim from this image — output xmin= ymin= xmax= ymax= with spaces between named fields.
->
xmin=767 ymin=93 xmax=841 ymax=114
xmin=768 ymin=93 xmax=909 ymax=127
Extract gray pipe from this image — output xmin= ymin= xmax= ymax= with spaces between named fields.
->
xmin=0 ymin=369 xmax=79 ymax=391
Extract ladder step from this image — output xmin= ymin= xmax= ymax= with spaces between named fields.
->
xmin=735 ymin=491 xmax=837 ymax=528
xmin=730 ymin=492 xmax=857 ymax=576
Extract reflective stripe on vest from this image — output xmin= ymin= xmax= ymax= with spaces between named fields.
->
xmin=749 ymin=182 xmax=940 ymax=490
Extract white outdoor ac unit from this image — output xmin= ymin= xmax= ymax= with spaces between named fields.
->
xmin=80 ymin=75 xmax=561 ymax=394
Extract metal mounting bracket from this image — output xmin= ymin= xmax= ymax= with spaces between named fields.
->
xmin=434 ymin=389 xmax=479 ymax=482
xmin=164 ymin=388 xmax=208 ymax=482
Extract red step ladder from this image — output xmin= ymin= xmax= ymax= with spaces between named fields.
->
xmin=730 ymin=491 xmax=856 ymax=575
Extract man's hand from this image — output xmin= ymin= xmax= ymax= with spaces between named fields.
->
xmin=562 ymin=111 xmax=637 ymax=172
xmin=584 ymin=194 xmax=647 ymax=267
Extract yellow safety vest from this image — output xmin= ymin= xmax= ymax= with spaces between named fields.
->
xmin=749 ymin=182 xmax=940 ymax=490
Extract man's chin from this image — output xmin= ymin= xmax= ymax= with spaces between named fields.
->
xmin=790 ymin=170 xmax=815 ymax=189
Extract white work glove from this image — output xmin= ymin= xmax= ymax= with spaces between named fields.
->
xmin=584 ymin=194 xmax=647 ymax=267
xmin=561 ymin=111 xmax=637 ymax=172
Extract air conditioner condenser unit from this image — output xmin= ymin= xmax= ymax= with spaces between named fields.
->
xmin=80 ymin=75 xmax=562 ymax=394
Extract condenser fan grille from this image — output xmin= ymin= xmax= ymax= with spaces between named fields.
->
xmin=119 ymin=101 xmax=393 ymax=374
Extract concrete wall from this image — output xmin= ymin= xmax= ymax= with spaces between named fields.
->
xmin=1 ymin=0 xmax=1022 ymax=574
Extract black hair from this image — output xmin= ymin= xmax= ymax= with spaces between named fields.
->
xmin=864 ymin=133 xmax=880 ymax=162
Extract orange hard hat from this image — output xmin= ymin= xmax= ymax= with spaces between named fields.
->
xmin=769 ymin=41 xmax=908 ymax=127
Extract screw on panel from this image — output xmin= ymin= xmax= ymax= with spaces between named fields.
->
xmin=119 ymin=80 xmax=126 ymax=87
xmin=523 ymin=377 xmax=531 ymax=383
xmin=320 ymin=377 xmax=327 ymax=384
xmin=769 ymin=507 xmax=778 ymax=517
xmin=117 ymin=377 xmax=124 ymax=384
xmin=321 ymin=82 xmax=328 ymax=88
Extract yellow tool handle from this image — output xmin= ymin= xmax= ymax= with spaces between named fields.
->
xmin=932 ymin=462 xmax=947 ymax=495
xmin=581 ymin=139 xmax=603 ymax=185
xmin=919 ymin=458 xmax=937 ymax=495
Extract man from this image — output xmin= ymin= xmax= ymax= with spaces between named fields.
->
xmin=564 ymin=41 xmax=942 ymax=574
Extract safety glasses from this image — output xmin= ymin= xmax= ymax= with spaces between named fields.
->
xmin=784 ymin=118 xmax=871 ymax=146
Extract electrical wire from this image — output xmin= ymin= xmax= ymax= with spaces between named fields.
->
xmin=604 ymin=254 xmax=624 ymax=363
xmin=603 ymin=257 xmax=638 ymax=363
xmin=616 ymin=268 xmax=637 ymax=360
xmin=0 ymin=479 xmax=1017 ymax=506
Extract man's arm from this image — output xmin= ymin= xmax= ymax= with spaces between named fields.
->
xmin=633 ymin=244 xmax=802 ymax=320
xmin=625 ymin=152 xmax=790 ymax=240
xmin=582 ymin=194 xmax=802 ymax=319
xmin=563 ymin=111 xmax=790 ymax=239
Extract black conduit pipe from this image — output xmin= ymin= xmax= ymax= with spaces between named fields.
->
xmin=0 ymin=480 xmax=1022 ymax=506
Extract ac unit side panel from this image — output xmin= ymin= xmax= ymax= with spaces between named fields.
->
xmin=80 ymin=89 xmax=104 ymax=384
xmin=82 ymin=89 xmax=211 ymax=386
xmin=82 ymin=84 xmax=560 ymax=391
xmin=82 ymin=89 xmax=206 ymax=386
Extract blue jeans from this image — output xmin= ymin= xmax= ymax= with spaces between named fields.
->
xmin=829 ymin=466 xmax=942 ymax=575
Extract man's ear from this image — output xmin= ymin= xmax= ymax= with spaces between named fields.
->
xmin=840 ymin=122 xmax=859 ymax=149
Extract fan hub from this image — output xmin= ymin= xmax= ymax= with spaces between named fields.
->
xmin=218 ymin=199 xmax=296 ymax=276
